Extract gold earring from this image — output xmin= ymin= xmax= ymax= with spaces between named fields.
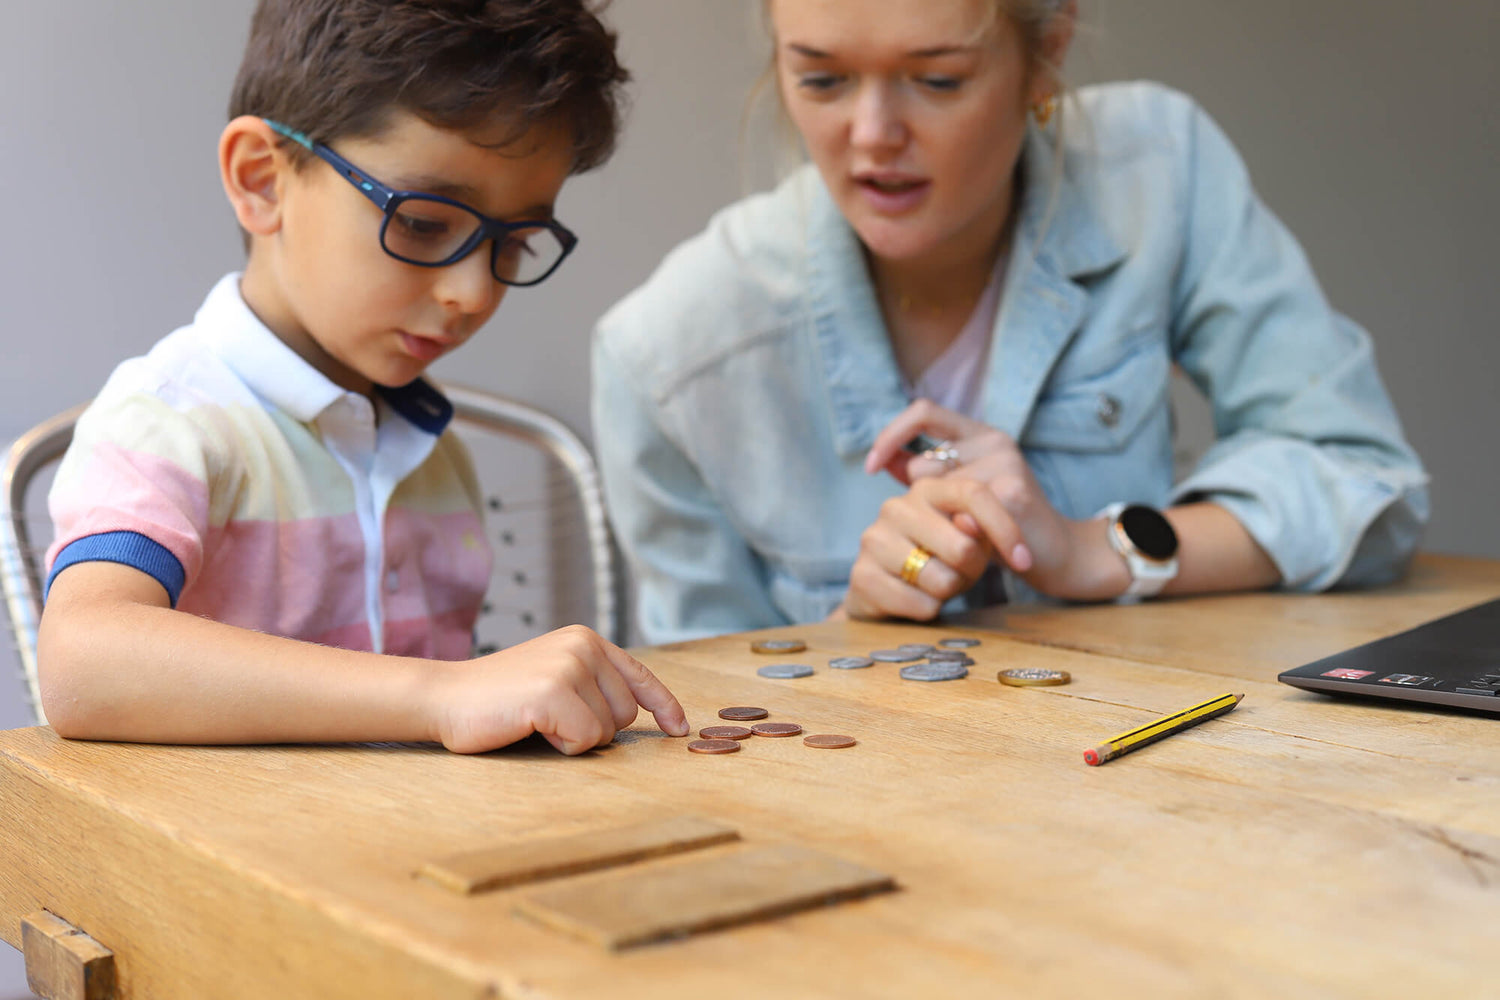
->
xmin=1032 ymin=95 xmax=1058 ymax=127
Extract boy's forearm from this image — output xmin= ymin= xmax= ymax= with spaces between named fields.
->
xmin=39 ymin=600 xmax=440 ymax=745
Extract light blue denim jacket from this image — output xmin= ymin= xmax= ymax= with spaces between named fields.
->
xmin=593 ymin=82 xmax=1429 ymax=644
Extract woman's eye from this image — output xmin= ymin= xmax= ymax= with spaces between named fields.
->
xmin=797 ymin=73 xmax=845 ymax=93
xmin=917 ymin=76 xmax=962 ymax=93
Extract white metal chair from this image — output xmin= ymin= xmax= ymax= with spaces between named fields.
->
xmin=0 ymin=383 xmax=623 ymax=726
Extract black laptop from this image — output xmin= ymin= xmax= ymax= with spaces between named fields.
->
xmin=1278 ymin=598 xmax=1500 ymax=715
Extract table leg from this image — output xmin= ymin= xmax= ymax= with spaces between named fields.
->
xmin=20 ymin=912 xmax=114 ymax=1000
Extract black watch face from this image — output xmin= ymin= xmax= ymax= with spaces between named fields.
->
xmin=1120 ymin=505 xmax=1179 ymax=560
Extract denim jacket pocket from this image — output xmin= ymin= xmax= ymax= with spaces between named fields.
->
xmin=1020 ymin=328 xmax=1170 ymax=454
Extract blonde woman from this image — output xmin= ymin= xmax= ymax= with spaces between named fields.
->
xmin=592 ymin=0 xmax=1427 ymax=642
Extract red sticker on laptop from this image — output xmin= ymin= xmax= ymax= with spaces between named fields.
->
xmin=1321 ymin=668 xmax=1374 ymax=680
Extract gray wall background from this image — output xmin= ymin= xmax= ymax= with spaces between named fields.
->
xmin=1 ymin=2 xmax=1496 ymax=699
xmin=0 ymin=4 xmax=1494 ymax=982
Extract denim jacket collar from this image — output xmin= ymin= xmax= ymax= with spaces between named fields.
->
xmin=805 ymin=124 xmax=1127 ymax=458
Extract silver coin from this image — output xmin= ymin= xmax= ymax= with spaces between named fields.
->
xmin=757 ymin=663 xmax=814 ymax=679
xmin=871 ymin=649 xmax=922 ymax=663
xmin=828 ymin=656 xmax=875 ymax=670
xmin=939 ymin=637 xmax=981 ymax=649
xmin=926 ymin=649 xmax=974 ymax=664
xmin=897 ymin=643 xmax=936 ymax=656
xmin=900 ymin=662 xmax=970 ymax=682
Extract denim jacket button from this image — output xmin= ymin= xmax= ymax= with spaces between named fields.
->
xmin=1096 ymin=394 xmax=1122 ymax=428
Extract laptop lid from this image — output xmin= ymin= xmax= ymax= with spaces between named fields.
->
xmin=1278 ymin=598 xmax=1500 ymax=715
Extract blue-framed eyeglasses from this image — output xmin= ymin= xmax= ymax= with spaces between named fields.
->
xmin=264 ymin=119 xmax=577 ymax=287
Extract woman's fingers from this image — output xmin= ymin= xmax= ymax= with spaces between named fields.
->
xmin=865 ymin=400 xmax=989 ymax=476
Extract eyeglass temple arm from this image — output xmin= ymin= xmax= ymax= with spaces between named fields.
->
xmin=261 ymin=118 xmax=393 ymax=213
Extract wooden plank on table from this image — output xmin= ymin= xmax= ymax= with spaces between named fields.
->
xmin=415 ymin=815 xmax=739 ymax=895
xmin=514 ymin=843 xmax=896 ymax=950
xmin=21 ymin=910 xmax=115 ymax=1000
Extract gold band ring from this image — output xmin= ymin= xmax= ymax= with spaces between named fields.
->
xmin=900 ymin=546 xmax=933 ymax=586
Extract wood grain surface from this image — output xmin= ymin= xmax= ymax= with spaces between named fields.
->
xmin=416 ymin=815 xmax=740 ymax=895
xmin=2 ymin=553 xmax=1497 ymax=999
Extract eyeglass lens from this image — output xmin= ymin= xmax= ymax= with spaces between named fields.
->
xmin=381 ymin=196 xmax=566 ymax=285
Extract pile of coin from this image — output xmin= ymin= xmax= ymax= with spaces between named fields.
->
xmin=686 ymin=707 xmax=856 ymax=754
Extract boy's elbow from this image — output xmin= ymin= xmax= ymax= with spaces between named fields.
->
xmin=36 ymin=616 xmax=103 ymax=738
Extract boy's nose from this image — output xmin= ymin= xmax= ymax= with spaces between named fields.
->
xmin=433 ymin=243 xmax=503 ymax=316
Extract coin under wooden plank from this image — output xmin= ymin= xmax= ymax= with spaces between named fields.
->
xmin=757 ymin=663 xmax=814 ymax=679
xmin=513 ymin=843 xmax=896 ymax=950
xmin=997 ymin=668 xmax=1071 ymax=687
xmin=688 ymin=739 xmax=742 ymax=755
xmin=750 ymin=722 xmax=803 ymax=738
xmin=750 ymin=638 xmax=806 ymax=654
xmin=870 ymin=649 xmax=921 ymax=663
xmin=803 ymin=734 xmax=856 ymax=749
xmin=718 ymin=706 xmax=769 ymax=721
xmin=828 ymin=656 xmax=874 ymax=670
xmin=699 ymin=726 xmax=752 ymax=740
xmin=415 ymin=816 xmax=741 ymax=895
xmin=939 ymin=637 xmax=981 ymax=648
xmin=900 ymin=662 xmax=969 ymax=682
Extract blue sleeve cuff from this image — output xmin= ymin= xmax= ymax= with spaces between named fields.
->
xmin=45 ymin=531 xmax=187 ymax=606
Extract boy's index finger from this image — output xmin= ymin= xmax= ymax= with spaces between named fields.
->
xmin=600 ymin=643 xmax=690 ymax=736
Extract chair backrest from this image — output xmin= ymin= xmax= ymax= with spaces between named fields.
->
xmin=0 ymin=384 xmax=622 ymax=727
xmin=1 ymin=402 xmax=87 ymax=725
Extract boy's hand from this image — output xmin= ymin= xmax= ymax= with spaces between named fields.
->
xmin=428 ymin=625 xmax=690 ymax=755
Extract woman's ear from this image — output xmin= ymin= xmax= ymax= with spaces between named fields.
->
xmin=219 ymin=116 xmax=288 ymax=237
xmin=1030 ymin=2 xmax=1078 ymax=106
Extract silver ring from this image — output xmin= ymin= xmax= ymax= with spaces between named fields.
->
xmin=921 ymin=441 xmax=960 ymax=472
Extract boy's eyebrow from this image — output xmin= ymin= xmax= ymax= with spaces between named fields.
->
xmin=784 ymin=42 xmax=977 ymax=59
xmin=389 ymin=173 xmax=555 ymax=219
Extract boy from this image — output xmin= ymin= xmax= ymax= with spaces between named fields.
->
xmin=38 ymin=0 xmax=688 ymax=755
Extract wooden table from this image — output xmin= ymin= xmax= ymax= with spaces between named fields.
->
xmin=3 ymin=553 xmax=1499 ymax=999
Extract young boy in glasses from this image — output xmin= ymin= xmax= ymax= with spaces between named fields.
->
xmin=37 ymin=0 xmax=688 ymax=754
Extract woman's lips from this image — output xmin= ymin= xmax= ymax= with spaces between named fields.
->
xmin=854 ymin=175 xmax=931 ymax=214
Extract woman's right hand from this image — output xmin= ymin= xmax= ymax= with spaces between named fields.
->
xmin=842 ymin=475 xmax=1034 ymax=622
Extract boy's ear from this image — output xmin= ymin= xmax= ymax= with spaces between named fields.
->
xmin=219 ymin=116 xmax=290 ymax=237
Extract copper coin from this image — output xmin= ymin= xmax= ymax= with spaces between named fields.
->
xmin=750 ymin=722 xmax=803 ymax=738
xmin=688 ymin=739 xmax=742 ymax=755
xmin=803 ymin=734 xmax=856 ymax=749
xmin=751 ymin=638 xmax=807 ymax=654
xmin=997 ymin=667 xmax=1071 ymax=687
xmin=699 ymin=725 xmax=753 ymax=740
xmin=718 ymin=706 xmax=769 ymax=721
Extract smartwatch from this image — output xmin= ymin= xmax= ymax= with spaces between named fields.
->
xmin=1099 ymin=502 xmax=1180 ymax=600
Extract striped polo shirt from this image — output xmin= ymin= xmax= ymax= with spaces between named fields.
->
xmin=46 ymin=273 xmax=492 ymax=659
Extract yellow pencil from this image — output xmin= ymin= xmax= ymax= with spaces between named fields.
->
xmin=1083 ymin=692 xmax=1244 ymax=766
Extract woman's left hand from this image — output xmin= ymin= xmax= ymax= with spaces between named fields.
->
xmin=865 ymin=401 xmax=1122 ymax=601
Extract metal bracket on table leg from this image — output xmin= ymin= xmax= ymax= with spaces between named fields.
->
xmin=20 ymin=911 xmax=116 ymax=1000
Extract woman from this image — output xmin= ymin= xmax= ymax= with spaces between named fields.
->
xmin=592 ymin=0 xmax=1428 ymax=643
